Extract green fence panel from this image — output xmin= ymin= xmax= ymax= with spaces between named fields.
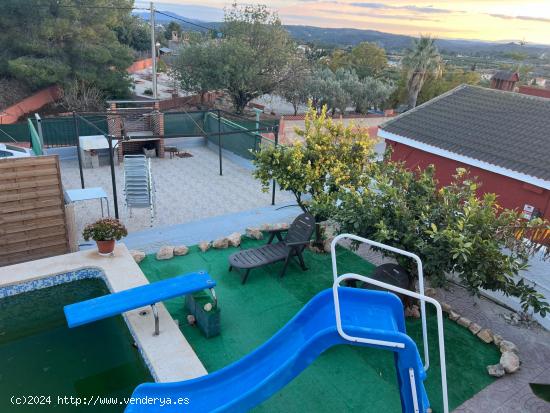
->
xmin=0 ymin=115 xmax=109 ymax=145
xmin=204 ymin=113 xmax=261 ymax=160
xmin=219 ymin=116 xmax=279 ymax=131
xmin=164 ymin=112 xmax=207 ymax=137
xmin=0 ymin=122 xmax=30 ymax=143
xmin=39 ymin=115 xmax=108 ymax=147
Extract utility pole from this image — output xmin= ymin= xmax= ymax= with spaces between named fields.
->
xmin=150 ymin=2 xmax=158 ymax=99
xmin=272 ymin=126 xmax=279 ymax=205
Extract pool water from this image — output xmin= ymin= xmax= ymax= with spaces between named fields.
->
xmin=0 ymin=279 xmax=152 ymax=412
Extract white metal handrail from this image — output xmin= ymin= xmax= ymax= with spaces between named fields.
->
xmin=333 ymin=273 xmax=449 ymax=413
xmin=331 ymin=234 xmax=430 ymax=371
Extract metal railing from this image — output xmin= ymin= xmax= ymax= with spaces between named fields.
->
xmin=331 ymin=234 xmax=430 ymax=369
xmin=330 ymin=234 xmax=449 ymax=413
xmin=332 ymin=272 xmax=449 ymax=413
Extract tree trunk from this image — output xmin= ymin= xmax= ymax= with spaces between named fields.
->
xmin=230 ymin=91 xmax=249 ymax=114
xmin=314 ymin=220 xmax=323 ymax=247
xmin=407 ymin=90 xmax=418 ymax=110
xmin=406 ymin=73 xmax=424 ymax=110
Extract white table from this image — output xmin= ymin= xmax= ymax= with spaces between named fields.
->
xmin=65 ymin=187 xmax=110 ymax=217
xmin=79 ymin=135 xmax=119 ymax=168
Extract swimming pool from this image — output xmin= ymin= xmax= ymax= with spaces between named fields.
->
xmin=0 ymin=277 xmax=152 ymax=412
xmin=0 ymin=144 xmax=32 ymax=158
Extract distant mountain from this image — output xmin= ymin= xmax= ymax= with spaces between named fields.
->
xmin=135 ymin=11 xmax=550 ymax=55
xmin=285 ymin=26 xmax=413 ymax=50
xmin=285 ymin=25 xmax=550 ymax=54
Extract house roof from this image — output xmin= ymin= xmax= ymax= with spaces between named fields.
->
xmin=492 ymin=71 xmax=519 ymax=81
xmin=380 ymin=84 xmax=550 ymax=183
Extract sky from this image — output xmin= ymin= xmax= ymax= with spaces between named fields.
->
xmin=136 ymin=1 xmax=550 ymax=45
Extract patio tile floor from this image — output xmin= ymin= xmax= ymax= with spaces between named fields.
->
xmin=59 ymin=146 xmax=294 ymax=244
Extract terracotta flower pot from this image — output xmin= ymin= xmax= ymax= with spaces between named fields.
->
xmin=96 ymin=240 xmax=116 ymax=256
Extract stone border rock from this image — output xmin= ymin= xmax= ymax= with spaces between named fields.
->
xmin=150 ymin=223 xmax=294 ymax=262
xmin=156 ymin=245 xmax=174 ymax=260
xmin=174 ymin=245 xmax=189 ymax=256
xmin=437 ymin=297 xmax=521 ymax=378
xmin=130 ymin=249 xmax=146 ymax=263
xmin=151 ymin=224 xmax=267 ymax=261
xmin=245 ymin=227 xmax=263 ymax=240
xmin=154 ymin=245 xmax=189 ymax=260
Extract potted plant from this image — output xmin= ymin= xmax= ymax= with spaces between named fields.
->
xmin=82 ymin=218 xmax=128 ymax=256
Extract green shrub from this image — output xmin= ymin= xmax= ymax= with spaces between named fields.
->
xmin=253 ymin=104 xmax=376 ymax=243
xmin=331 ymin=161 xmax=550 ymax=316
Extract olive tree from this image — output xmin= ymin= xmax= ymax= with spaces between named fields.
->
xmin=276 ymin=57 xmax=311 ymax=115
xmin=173 ymin=4 xmax=296 ymax=113
xmin=304 ymin=67 xmax=394 ymax=114
xmin=174 ymin=42 xmax=224 ymax=103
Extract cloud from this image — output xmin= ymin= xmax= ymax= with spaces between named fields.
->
xmin=348 ymin=2 xmax=458 ymax=14
xmin=489 ymin=13 xmax=550 ymax=23
xmin=317 ymin=8 xmax=441 ymax=22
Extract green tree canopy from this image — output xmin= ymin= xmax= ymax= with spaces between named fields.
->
xmin=174 ymin=42 xmax=224 ymax=99
xmin=326 ymin=42 xmax=388 ymax=79
xmin=301 ymin=67 xmax=394 ymax=114
xmin=390 ymin=65 xmax=480 ymax=107
xmin=173 ymin=3 xmax=297 ymax=113
xmin=115 ymin=14 xmax=151 ymax=52
xmin=329 ymin=161 xmax=550 ymax=316
xmin=276 ymin=56 xmax=312 ymax=115
xmin=0 ymin=0 xmax=135 ymax=98
xmin=164 ymin=21 xmax=182 ymax=41
xmin=253 ymin=104 xmax=377 ymax=242
xmin=349 ymin=42 xmax=388 ymax=78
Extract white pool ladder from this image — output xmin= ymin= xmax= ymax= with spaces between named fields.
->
xmin=330 ymin=234 xmax=449 ymax=413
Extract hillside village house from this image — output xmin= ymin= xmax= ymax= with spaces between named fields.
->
xmin=379 ymin=84 xmax=550 ymax=220
xmin=490 ymin=70 xmax=520 ymax=91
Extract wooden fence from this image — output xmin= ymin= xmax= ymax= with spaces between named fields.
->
xmin=0 ymin=155 xmax=70 ymax=266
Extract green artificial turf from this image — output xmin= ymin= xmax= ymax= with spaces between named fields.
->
xmin=529 ymin=383 xmax=550 ymax=402
xmin=139 ymin=237 xmax=500 ymax=412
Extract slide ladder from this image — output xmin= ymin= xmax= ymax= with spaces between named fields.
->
xmin=125 ymin=234 xmax=448 ymax=413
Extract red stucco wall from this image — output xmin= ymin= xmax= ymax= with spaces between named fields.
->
xmin=2 ymin=59 xmax=154 ymax=124
xmin=518 ymin=85 xmax=550 ymax=99
xmin=1 ymin=85 xmax=61 ymax=124
xmin=387 ymin=140 xmax=550 ymax=220
xmin=127 ymin=58 xmax=154 ymax=74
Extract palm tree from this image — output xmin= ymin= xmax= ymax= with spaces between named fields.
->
xmin=402 ymin=36 xmax=442 ymax=109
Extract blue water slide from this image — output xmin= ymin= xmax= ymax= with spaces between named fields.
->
xmin=126 ymin=287 xmax=431 ymax=413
